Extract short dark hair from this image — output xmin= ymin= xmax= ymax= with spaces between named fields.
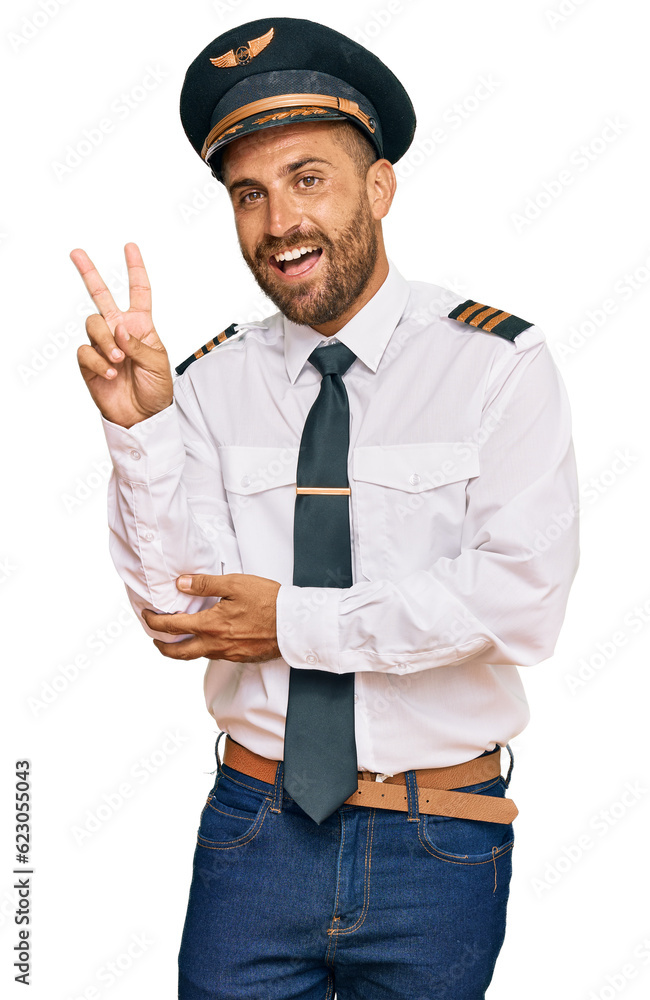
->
xmin=332 ymin=120 xmax=378 ymax=178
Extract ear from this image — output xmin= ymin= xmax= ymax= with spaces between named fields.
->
xmin=365 ymin=159 xmax=397 ymax=221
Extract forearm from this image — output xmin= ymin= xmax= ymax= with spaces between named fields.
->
xmin=103 ymin=399 xmax=242 ymax=632
xmin=277 ymin=332 xmax=580 ymax=675
xmin=276 ymin=524 xmax=578 ymax=676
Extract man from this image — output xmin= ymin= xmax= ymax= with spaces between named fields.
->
xmin=71 ymin=17 xmax=579 ymax=999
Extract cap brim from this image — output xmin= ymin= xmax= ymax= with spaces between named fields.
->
xmin=206 ymin=105 xmax=348 ymax=165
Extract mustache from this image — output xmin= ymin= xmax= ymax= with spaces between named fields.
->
xmin=254 ymin=229 xmax=332 ymax=264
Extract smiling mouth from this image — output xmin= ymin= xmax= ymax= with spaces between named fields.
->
xmin=269 ymin=245 xmax=323 ymax=279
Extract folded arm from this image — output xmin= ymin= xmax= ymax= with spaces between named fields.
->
xmin=276 ymin=328 xmax=580 ymax=675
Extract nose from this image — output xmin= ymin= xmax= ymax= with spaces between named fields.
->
xmin=265 ymin=188 xmax=302 ymax=240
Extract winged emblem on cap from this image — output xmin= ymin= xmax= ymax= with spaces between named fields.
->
xmin=210 ymin=26 xmax=275 ymax=68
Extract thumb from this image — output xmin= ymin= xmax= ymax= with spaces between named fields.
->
xmin=176 ymin=574 xmax=234 ymax=597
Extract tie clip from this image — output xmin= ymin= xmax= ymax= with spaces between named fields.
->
xmin=296 ymin=487 xmax=351 ymax=495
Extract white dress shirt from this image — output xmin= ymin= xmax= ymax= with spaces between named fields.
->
xmin=102 ymin=263 xmax=579 ymax=774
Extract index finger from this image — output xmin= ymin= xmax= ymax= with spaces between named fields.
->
xmin=69 ymin=247 xmax=121 ymax=323
xmin=124 ymin=242 xmax=152 ymax=314
xmin=141 ymin=608 xmax=214 ymax=635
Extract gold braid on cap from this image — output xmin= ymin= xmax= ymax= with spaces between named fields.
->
xmin=201 ymin=93 xmax=376 ymax=159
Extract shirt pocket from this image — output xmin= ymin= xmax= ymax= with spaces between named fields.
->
xmin=219 ymin=445 xmax=298 ymax=580
xmin=351 ymin=442 xmax=480 ymax=580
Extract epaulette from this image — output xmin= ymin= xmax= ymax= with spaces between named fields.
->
xmin=175 ymin=323 xmax=241 ymax=375
xmin=447 ymin=300 xmax=532 ymax=342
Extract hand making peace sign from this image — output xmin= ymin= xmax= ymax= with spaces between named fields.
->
xmin=70 ymin=242 xmax=173 ymax=428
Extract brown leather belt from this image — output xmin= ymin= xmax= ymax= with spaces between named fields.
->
xmin=223 ymin=736 xmax=517 ymax=824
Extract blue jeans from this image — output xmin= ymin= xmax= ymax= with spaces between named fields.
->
xmin=178 ymin=733 xmax=515 ymax=999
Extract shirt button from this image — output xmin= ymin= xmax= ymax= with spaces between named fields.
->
xmin=143 ymin=531 xmax=154 ymax=542
xmin=305 ymin=651 xmax=318 ymax=665
xmin=354 ymin=694 xmax=359 ymax=703
xmin=409 ymin=473 xmax=421 ymax=486
xmin=395 ymin=662 xmax=408 ymax=672
xmin=240 ymin=475 xmax=251 ymax=488
xmin=130 ymin=450 xmax=141 ymax=461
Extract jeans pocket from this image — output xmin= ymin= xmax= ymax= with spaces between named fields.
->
xmin=196 ymin=769 xmax=272 ymax=851
xmin=418 ymin=776 xmax=515 ymax=865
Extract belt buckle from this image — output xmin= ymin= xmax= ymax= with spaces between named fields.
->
xmin=374 ymin=772 xmax=391 ymax=783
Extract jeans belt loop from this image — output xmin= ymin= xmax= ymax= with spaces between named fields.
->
xmin=221 ymin=736 xmax=518 ymax=825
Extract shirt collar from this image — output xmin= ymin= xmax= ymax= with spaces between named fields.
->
xmin=283 ymin=261 xmax=410 ymax=384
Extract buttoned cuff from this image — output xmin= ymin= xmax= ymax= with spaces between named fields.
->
xmin=276 ymin=585 xmax=342 ymax=673
xmin=101 ymin=403 xmax=185 ymax=482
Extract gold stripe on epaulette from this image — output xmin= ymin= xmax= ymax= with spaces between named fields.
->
xmin=468 ymin=306 xmax=499 ymax=326
xmin=194 ymin=349 xmax=204 ymax=360
xmin=217 ymin=330 xmax=229 ymax=343
xmin=456 ymin=302 xmax=485 ymax=323
xmin=484 ymin=311 xmax=512 ymax=332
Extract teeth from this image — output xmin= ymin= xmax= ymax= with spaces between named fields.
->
xmin=274 ymin=246 xmax=318 ymax=262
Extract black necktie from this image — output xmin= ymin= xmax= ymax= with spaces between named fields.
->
xmin=283 ymin=341 xmax=359 ymax=824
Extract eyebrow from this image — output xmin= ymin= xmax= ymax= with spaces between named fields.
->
xmin=227 ymin=157 xmax=334 ymax=195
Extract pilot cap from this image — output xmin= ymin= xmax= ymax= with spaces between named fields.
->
xmin=179 ymin=16 xmax=416 ymax=180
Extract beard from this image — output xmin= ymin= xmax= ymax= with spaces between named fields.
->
xmin=239 ymin=198 xmax=379 ymax=327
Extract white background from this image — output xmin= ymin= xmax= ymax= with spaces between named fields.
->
xmin=3 ymin=0 xmax=650 ymax=997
